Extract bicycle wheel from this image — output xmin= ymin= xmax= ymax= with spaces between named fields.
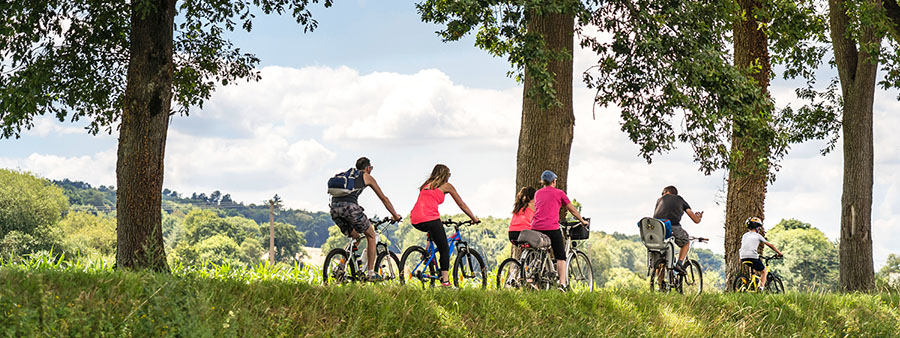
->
xmin=566 ymin=250 xmax=594 ymax=292
xmin=649 ymin=258 xmax=669 ymax=292
xmin=520 ymin=250 xmax=547 ymax=290
xmin=373 ymin=251 xmax=401 ymax=285
xmin=766 ymin=274 xmax=785 ymax=293
xmin=400 ymin=246 xmax=434 ymax=288
xmin=732 ymin=274 xmax=753 ymax=293
xmin=496 ymin=258 xmax=524 ymax=289
xmin=323 ymin=248 xmax=353 ymax=285
xmin=678 ymin=259 xmax=703 ymax=295
xmin=453 ymin=248 xmax=487 ymax=289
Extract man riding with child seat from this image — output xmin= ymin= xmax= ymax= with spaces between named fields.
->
xmin=652 ymin=185 xmax=703 ymax=274
xmin=329 ymin=157 xmax=403 ymax=281
xmin=532 ymin=170 xmax=589 ymax=292
xmin=740 ymin=217 xmax=783 ymax=291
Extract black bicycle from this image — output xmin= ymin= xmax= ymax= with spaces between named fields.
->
xmin=322 ymin=217 xmax=400 ymax=285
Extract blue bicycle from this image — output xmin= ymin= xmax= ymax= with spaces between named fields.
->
xmin=399 ymin=218 xmax=487 ymax=289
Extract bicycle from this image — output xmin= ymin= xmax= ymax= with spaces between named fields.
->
xmin=733 ymin=254 xmax=785 ymax=293
xmin=648 ymin=235 xmax=707 ymax=294
xmin=322 ymin=217 xmax=400 ymax=285
xmin=496 ymin=218 xmax=593 ymax=291
xmin=399 ymin=218 xmax=487 ymax=289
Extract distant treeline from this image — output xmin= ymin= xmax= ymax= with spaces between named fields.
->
xmin=52 ymin=180 xmax=335 ymax=247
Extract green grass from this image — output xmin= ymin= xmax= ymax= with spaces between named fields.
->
xmin=1 ymin=260 xmax=898 ymax=337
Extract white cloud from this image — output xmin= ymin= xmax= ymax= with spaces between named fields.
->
xmin=24 ymin=117 xmax=85 ymax=137
xmin=187 ymin=66 xmax=522 ymax=148
xmin=0 ymin=150 xmax=117 ymax=187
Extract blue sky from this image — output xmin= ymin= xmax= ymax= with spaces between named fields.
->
xmin=2 ymin=1 xmax=899 ymax=268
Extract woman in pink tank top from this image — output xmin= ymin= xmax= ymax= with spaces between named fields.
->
xmin=409 ymin=164 xmax=480 ymax=286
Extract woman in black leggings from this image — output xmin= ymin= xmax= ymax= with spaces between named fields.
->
xmin=409 ymin=164 xmax=480 ymax=286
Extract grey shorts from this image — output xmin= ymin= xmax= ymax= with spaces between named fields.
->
xmin=329 ymin=201 xmax=370 ymax=237
xmin=671 ymin=225 xmax=689 ymax=247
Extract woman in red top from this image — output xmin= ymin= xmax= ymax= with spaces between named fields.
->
xmin=508 ymin=186 xmax=536 ymax=259
xmin=409 ymin=164 xmax=480 ymax=286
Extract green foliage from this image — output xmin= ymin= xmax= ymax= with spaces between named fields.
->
xmin=195 ymin=234 xmax=243 ymax=265
xmin=417 ymin=0 xmax=588 ymax=108
xmin=321 ymin=225 xmax=347 ymax=254
xmin=774 ymin=218 xmax=812 ymax=231
xmin=582 ymin=0 xmax=835 ymax=176
xmin=52 ymin=179 xmax=116 ymax=210
xmin=57 ymin=212 xmax=116 ymax=259
xmin=877 ymin=254 xmax=900 ymax=285
xmin=767 ymin=219 xmax=840 ymax=291
xmin=170 ymin=209 xmax=305 ymax=265
xmin=266 ymin=222 xmax=307 ymax=263
xmin=0 ymin=0 xmax=332 ymax=137
xmin=0 ymin=170 xmax=68 ymax=258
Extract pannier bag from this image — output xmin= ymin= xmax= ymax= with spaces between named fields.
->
xmin=637 ymin=217 xmax=671 ymax=251
xmin=517 ymin=230 xmax=551 ymax=249
xmin=327 ymin=168 xmax=361 ymax=197
xmin=569 ymin=223 xmax=590 ymax=240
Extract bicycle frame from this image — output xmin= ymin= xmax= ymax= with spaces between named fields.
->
xmin=411 ymin=225 xmax=468 ymax=281
xmin=334 ymin=218 xmax=392 ymax=279
xmin=740 ymin=255 xmax=781 ymax=291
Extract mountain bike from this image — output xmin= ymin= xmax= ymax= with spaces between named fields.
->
xmin=496 ymin=218 xmax=593 ymax=291
xmin=322 ymin=217 xmax=400 ymax=285
xmin=399 ymin=218 xmax=487 ymax=289
xmin=733 ymin=254 xmax=785 ymax=293
xmin=649 ymin=236 xmax=706 ymax=294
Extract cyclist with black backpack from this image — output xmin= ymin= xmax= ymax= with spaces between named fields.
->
xmin=328 ymin=157 xmax=402 ymax=281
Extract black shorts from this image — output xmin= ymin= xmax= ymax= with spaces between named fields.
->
xmin=508 ymin=231 xmax=520 ymax=245
xmin=741 ymin=258 xmax=766 ymax=272
xmin=536 ymin=229 xmax=566 ymax=261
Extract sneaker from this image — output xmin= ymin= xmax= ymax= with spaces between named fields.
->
xmin=558 ymin=284 xmax=568 ymax=293
xmin=440 ymin=281 xmax=453 ymax=288
xmin=674 ymin=261 xmax=687 ymax=275
xmin=366 ymin=272 xmax=385 ymax=282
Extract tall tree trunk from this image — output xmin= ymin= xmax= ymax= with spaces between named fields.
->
xmin=116 ymin=0 xmax=176 ymax=271
xmin=724 ymin=0 xmax=771 ymax=289
xmin=829 ymin=0 xmax=880 ymax=292
xmin=515 ymin=10 xmax=575 ymax=200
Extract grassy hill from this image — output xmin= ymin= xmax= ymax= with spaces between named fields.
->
xmin=1 ymin=265 xmax=897 ymax=337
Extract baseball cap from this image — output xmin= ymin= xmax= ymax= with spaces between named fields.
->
xmin=541 ymin=170 xmax=557 ymax=183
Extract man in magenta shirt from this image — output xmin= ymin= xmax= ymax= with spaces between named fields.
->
xmin=532 ymin=170 xmax=589 ymax=291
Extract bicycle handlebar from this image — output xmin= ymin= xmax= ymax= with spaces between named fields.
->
xmin=369 ymin=217 xmax=398 ymax=231
xmin=688 ymin=236 xmax=709 ymax=243
xmin=761 ymin=254 xmax=784 ymax=262
xmin=560 ymin=217 xmax=590 ymax=227
xmin=441 ymin=218 xmax=478 ymax=227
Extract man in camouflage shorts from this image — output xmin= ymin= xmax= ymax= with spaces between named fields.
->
xmin=329 ymin=157 xmax=402 ymax=280
xmin=330 ymin=202 xmax=371 ymax=237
